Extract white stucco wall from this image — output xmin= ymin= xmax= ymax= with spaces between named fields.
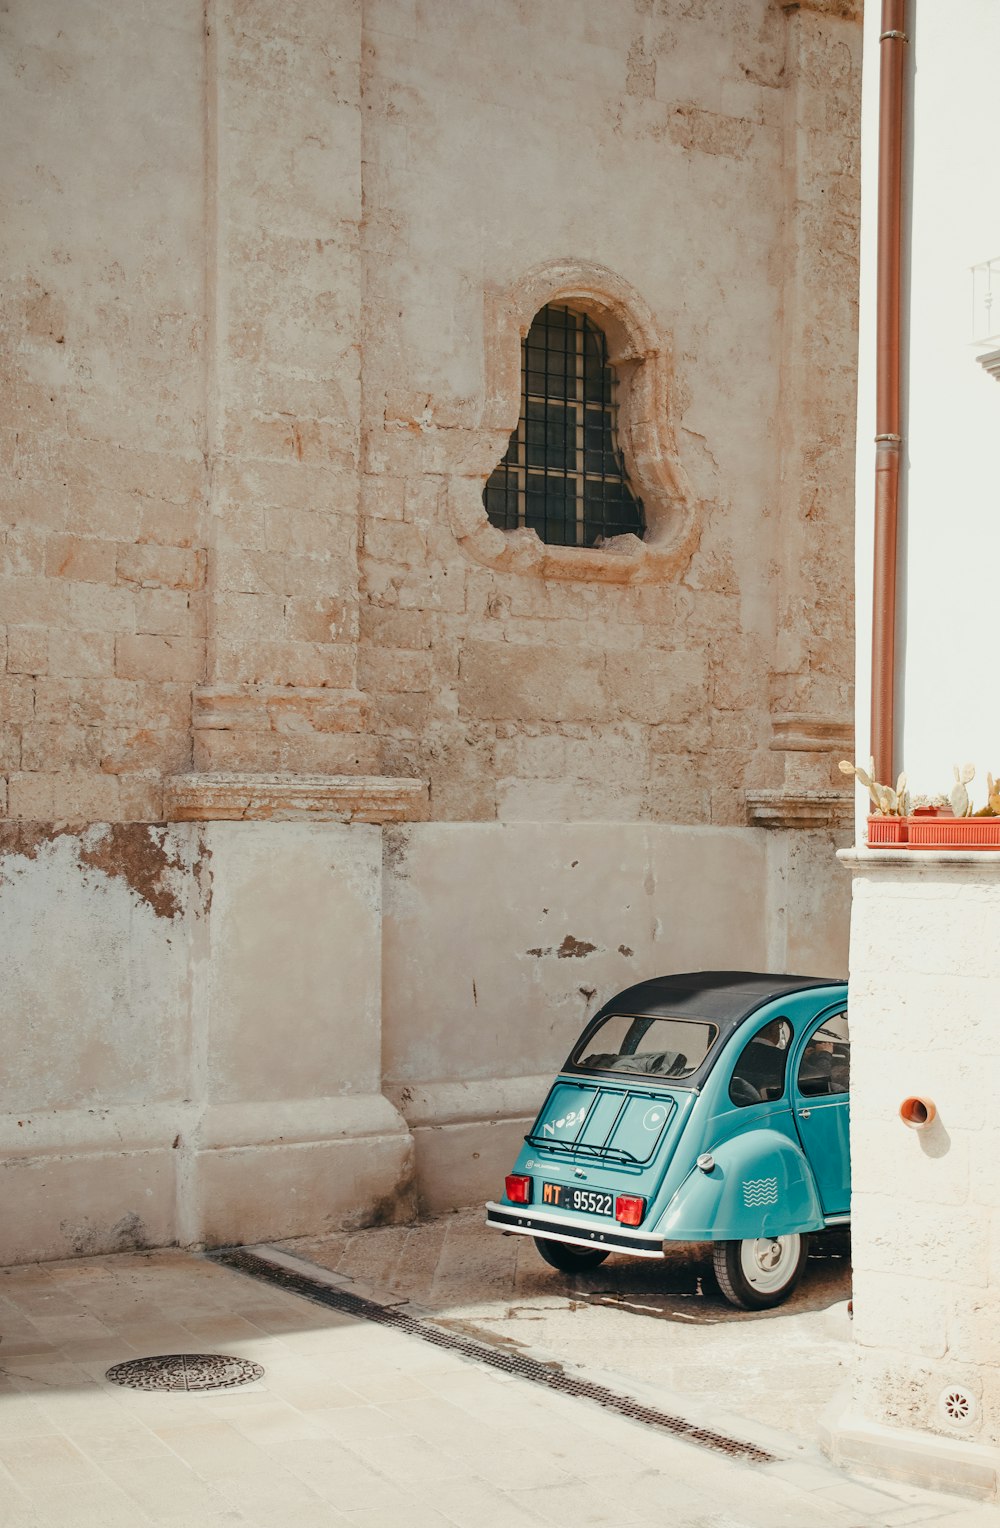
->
xmin=855 ymin=1 xmax=1000 ymax=821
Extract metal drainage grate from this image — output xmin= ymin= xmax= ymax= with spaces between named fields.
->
xmin=106 ymin=1353 xmax=264 ymax=1392
xmin=211 ymin=1248 xmax=775 ymax=1466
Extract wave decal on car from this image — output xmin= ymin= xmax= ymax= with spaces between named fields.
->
xmin=742 ymin=1176 xmax=779 ymax=1207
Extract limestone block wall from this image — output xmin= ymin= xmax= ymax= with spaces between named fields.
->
xmin=845 ymin=856 xmax=1000 ymax=1459
xmin=2 ymin=0 xmax=861 ymax=825
xmin=1 ymin=0 xmax=207 ymax=822
xmin=357 ymin=0 xmax=862 ymax=822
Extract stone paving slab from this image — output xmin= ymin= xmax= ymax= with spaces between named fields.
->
xmin=279 ymin=1206 xmax=854 ymax=1443
xmin=0 ymin=1244 xmax=992 ymax=1527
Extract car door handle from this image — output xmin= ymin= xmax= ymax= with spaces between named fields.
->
xmin=797 ymin=1108 xmax=811 ymax=1118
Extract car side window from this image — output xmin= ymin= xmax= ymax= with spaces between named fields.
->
xmin=798 ymin=1012 xmax=850 ymax=1098
xmin=729 ymin=1018 xmax=793 ymax=1108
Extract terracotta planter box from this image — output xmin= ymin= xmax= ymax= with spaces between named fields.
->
xmin=906 ymin=815 xmax=1000 ymax=850
xmin=867 ymin=815 xmax=908 ymax=847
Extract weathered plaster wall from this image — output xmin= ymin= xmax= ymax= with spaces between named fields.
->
xmin=381 ymin=820 xmax=848 ymax=1209
xmin=0 ymin=822 xmax=414 ymax=1264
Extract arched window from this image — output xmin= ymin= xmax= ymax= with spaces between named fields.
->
xmin=483 ymin=303 xmax=645 ymax=548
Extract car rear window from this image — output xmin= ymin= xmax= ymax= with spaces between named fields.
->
xmin=570 ymin=1013 xmax=719 ymax=1080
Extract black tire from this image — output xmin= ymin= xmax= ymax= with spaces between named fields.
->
xmin=712 ymin=1233 xmax=809 ymax=1310
xmin=533 ymin=1236 xmax=610 ymax=1273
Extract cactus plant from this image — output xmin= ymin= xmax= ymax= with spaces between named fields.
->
xmin=839 ymin=759 xmax=910 ymax=817
xmin=949 ymin=763 xmax=976 ymax=819
xmin=973 ymin=772 xmax=1000 ymax=817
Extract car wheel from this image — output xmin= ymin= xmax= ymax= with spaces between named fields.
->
xmin=533 ymin=1236 xmax=610 ymax=1273
xmin=712 ymin=1233 xmax=809 ymax=1310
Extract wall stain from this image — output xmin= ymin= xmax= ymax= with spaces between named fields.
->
xmin=557 ymin=935 xmax=597 ymax=958
xmin=64 ymin=1211 xmax=151 ymax=1258
xmin=77 ymin=825 xmax=185 ymax=920
xmin=0 ymin=821 xmax=202 ymax=921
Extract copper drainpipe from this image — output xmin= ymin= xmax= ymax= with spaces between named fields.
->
xmin=870 ymin=0 xmax=908 ymax=786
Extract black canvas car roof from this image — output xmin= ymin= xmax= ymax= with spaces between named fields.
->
xmin=593 ymin=970 xmax=842 ymax=1027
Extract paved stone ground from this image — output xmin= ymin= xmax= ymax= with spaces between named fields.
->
xmin=0 ymin=1237 xmax=996 ymax=1527
xmin=280 ymin=1209 xmax=855 ymax=1443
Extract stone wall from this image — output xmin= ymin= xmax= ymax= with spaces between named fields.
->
xmin=3 ymin=0 xmax=861 ymax=824
xmin=2 ymin=0 xmax=862 ymax=1259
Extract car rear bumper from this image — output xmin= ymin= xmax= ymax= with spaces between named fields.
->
xmin=485 ymin=1201 xmax=666 ymax=1258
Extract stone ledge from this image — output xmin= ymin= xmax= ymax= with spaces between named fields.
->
xmin=165 ymin=772 xmax=429 ymax=824
xmin=746 ymin=790 xmax=852 ymax=829
xmin=839 ymin=848 xmax=1000 ymax=870
xmin=820 ymin=1393 xmax=1000 ymax=1501
xmin=769 ymin=715 xmax=854 ymax=753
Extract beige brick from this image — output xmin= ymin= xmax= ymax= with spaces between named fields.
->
xmin=458 ymin=642 xmax=609 ymax=724
xmin=134 ymin=588 xmax=195 ymax=636
xmin=117 ymin=543 xmax=207 ymax=591
xmin=7 ymin=771 xmax=57 ymax=820
xmin=65 ymin=488 xmax=141 ymax=541
xmin=377 ymin=692 xmax=431 ymax=732
xmin=21 ymin=722 xmax=104 ymax=771
xmin=6 ymin=626 xmax=48 ymax=675
xmin=136 ymin=500 xmax=201 ymax=548
xmin=118 ymin=771 xmax=167 ymax=821
xmin=45 ymin=629 xmax=115 ymax=678
xmin=216 ymin=457 xmax=346 ymax=515
xmin=214 ymin=591 xmax=286 ymax=641
xmin=282 ymin=595 xmax=356 ymax=643
xmin=359 ymin=606 xmax=431 ymax=650
xmin=359 ymin=649 xmax=432 ymax=693
xmin=49 ymin=770 xmax=121 ymax=822
xmin=66 ymin=581 xmax=136 ymax=632
xmin=214 ymin=546 xmax=287 ymax=595
xmin=115 ymin=634 xmax=205 ymax=683
xmin=44 ymin=534 xmax=118 ymax=584
xmin=363 ymin=519 xmax=424 ymax=564
xmin=1 ymin=527 xmax=48 ymax=576
xmin=262 ymin=507 xmax=357 ymax=566
xmin=58 ymin=440 xmax=203 ymax=505
xmin=192 ymin=728 xmax=380 ymax=773
xmin=0 ymin=576 xmax=68 ymax=626
xmin=0 ymin=675 xmax=35 ymax=722
xmin=0 ymin=722 xmax=22 ymax=770
xmin=643 ymin=755 xmax=712 ymax=823
xmin=99 ymin=727 xmax=192 ymax=776
xmin=217 ymin=639 xmax=355 ymax=689
xmin=33 ymin=678 xmax=188 ymax=731
xmin=605 ymin=649 xmax=709 ymax=725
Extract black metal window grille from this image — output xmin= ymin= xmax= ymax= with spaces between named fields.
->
xmin=484 ymin=304 xmax=645 ymax=548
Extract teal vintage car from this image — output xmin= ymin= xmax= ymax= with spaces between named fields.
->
xmin=485 ymin=971 xmax=850 ymax=1309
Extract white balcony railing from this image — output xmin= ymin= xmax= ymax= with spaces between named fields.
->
xmin=971 ymin=256 xmax=1000 ymax=348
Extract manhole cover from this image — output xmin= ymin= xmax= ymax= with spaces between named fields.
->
xmin=105 ymin=1353 xmax=264 ymax=1392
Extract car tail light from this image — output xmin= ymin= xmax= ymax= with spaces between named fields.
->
xmin=615 ymin=1194 xmax=646 ymax=1227
xmin=505 ymin=1174 xmax=532 ymax=1204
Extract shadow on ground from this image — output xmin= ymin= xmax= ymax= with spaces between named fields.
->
xmin=512 ymin=1228 xmax=852 ymax=1326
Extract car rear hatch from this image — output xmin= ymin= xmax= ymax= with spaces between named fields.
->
xmin=526 ymin=1076 xmax=682 ymax=1170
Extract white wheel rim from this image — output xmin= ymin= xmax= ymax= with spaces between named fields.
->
xmin=738 ymin=1234 xmax=800 ymax=1294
